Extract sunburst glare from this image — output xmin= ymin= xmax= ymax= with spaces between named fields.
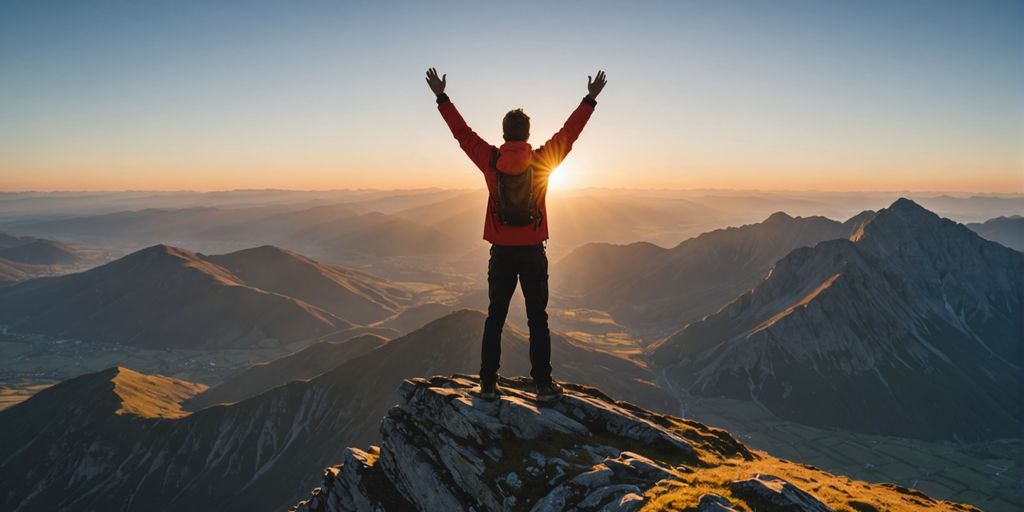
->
xmin=549 ymin=163 xmax=572 ymax=190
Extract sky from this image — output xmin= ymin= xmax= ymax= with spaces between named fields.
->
xmin=1 ymin=0 xmax=1022 ymax=193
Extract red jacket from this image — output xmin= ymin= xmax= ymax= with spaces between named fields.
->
xmin=437 ymin=93 xmax=596 ymax=246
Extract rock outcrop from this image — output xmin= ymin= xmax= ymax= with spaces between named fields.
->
xmin=293 ymin=375 xmax=976 ymax=512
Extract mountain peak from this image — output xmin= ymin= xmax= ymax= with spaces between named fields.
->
xmin=131 ymin=243 xmax=197 ymax=261
xmin=764 ymin=211 xmax=794 ymax=223
xmin=225 ymin=244 xmax=298 ymax=259
xmin=850 ymin=197 xmax=945 ymax=243
xmin=292 ymin=375 xmax=968 ymax=512
xmin=888 ymin=197 xmax=928 ymax=214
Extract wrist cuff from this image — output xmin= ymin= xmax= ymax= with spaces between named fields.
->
xmin=436 ymin=93 xmax=450 ymax=105
xmin=583 ymin=95 xmax=597 ymax=107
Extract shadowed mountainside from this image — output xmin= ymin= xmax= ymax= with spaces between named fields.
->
xmin=967 ymin=215 xmax=1024 ymax=251
xmin=208 ymin=245 xmax=409 ymax=324
xmin=554 ymin=210 xmax=873 ymax=334
xmin=0 ymin=257 xmax=29 ymax=286
xmin=652 ymin=199 xmax=1023 ymax=441
xmin=0 ymin=310 xmax=672 ymax=511
xmin=371 ymin=302 xmax=459 ymax=334
xmin=0 ymin=233 xmax=84 ymax=265
xmin=184 ymin=333 xmax=388 ymax=410
xmin=0 ymin=244 xmax=408 ymax=348
xmin=0 ymin=232 xmax=102 ymax=286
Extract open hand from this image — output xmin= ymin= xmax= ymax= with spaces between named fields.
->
xmin=425 ymin=67 xmax=446 ymax=96
xmin=587 ymin=70 xmax=607 ymax=99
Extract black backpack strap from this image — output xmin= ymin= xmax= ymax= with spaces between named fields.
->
xmin=491 ymin=148 xmax=506 ymax=225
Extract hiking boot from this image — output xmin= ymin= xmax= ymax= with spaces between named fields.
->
xmin=535 ymin=381 xmax=563 ymax=404
xmin=479 ymin=379 xmax=500 ymax=401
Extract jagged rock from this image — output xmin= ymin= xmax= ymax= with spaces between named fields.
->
xmin=291 ymin=447 xmax=415 ymax=512
xmin=730 ymin=473 xmax=834 ymax=511
xmin=697 ymin=493 xmax=739 ymax=511
xmin=294 ymin=374 xmax=748 ymax=511
xmin=294 ymin=375 xmax=974 ymax=512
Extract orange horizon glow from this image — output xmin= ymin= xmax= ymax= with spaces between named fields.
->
xmin=2 ymin=169 xmax=1020 ymax=195
xmin=2 ymin=2 xmax=1021 ymax=196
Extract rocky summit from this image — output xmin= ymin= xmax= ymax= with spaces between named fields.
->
xmin=292 ymin=375 xmax=975 ymax=512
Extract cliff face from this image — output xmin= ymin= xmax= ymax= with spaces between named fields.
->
xmin=293 ymin=375 xmax=976 ymax=512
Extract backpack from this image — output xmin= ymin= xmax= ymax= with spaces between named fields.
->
xmin=491 ymin=149 xmax=542 ymax=227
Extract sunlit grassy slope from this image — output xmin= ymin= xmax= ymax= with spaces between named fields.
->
xmin=110 ymin=366 xmax=207 ymax=419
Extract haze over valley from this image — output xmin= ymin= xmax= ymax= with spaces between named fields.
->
xmin=0 ymin=189 xmax=1020 ymax=511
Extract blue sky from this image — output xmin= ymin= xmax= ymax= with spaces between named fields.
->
xmin=1 ymin=0 xmax=1021 ymax=191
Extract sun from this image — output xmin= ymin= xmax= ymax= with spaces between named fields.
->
xmin=549 ymin=163 xmax=572 ymax=190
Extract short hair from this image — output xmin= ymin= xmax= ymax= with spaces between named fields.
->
xmin=503 ymin=109 xmax=530 ymax=142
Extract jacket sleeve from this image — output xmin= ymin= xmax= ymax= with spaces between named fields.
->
xmin=436 ymin=94 xmax=496 ymax=171
xmin=535 ymin=96 xmax=596 ymax=169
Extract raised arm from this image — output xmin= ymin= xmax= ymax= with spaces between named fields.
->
xmin=536 ymin=70 xmax=607 ymax=169
xmin=426 ymin=68 xmax=495 ymax=171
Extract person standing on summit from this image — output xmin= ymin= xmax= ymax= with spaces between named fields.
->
xmin=425 ymin=67 xmax=607 ymax=404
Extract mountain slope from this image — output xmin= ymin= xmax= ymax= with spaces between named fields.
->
xmin=208 ymin=245 xmax=407 ymax=324
xmin=292 ymin=375 xmax=974 ymax=512
xmin=0 ymin=257 xmax=29 ymax=286
xmin=0 ymin=310 xmax=673 ymax=511
xmin=0 ymin=236 xmax=84 ymax=265
xmin=184 ymin=333 xmax=388 ymax=410
xmin=0 ymin=244 xmax=352 ymax=348
xmin=967 ymin=215 xmax=1024 ymax=251
xmin=372 ymin=302 xmax=458 ymax=334
xmin=554 ymin=211 xmax=868 ymax=335
xmin=652 ymin=199 xmax=1023 ymax=441
xmin=108 ymin=367 xmax=209 ymax=418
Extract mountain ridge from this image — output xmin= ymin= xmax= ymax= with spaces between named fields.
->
xmin=0 ymin=243 xmax=368 ymax=348
xmin=966 ymin=215 xmax=1024 ymax=252
xmin=0 ymin=309 xmax=674 ymax=511
xmin=652 ymin=198 xmax=1022 ymax=440
xmin=554 ymin=210 xmax=869 ymax=335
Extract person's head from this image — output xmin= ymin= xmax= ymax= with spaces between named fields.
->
xmin=502 ymin=109 xmax=530 ymax=142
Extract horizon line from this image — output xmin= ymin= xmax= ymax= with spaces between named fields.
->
xmin=1 ymin=186 xmax=1022 ymax=197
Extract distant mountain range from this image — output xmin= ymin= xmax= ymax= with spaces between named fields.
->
xmin=554 ymin=210 xmax=874 ymax=334
xmin=0 ymin=310 xmax=673 ymax=511
xmin=967 ymin=215 xmax=1024 ymax=252
xmin=651 ymin=199 xmax=1022 ymax=441
xmin=0 ymin=244 xmax=409 ymax=348
xmin=8 ymin=203 xmax=466 ymax=258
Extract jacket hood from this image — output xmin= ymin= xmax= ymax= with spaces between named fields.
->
xmin=496 ymin=141 xmax=533 ymax=175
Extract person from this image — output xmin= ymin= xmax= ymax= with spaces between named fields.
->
xmin=425 ymin=67 xmax=607 ymax=404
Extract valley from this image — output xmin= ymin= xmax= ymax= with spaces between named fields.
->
xmin=672 ymin=389 xmax=1020 ymax=511
xmin=0 ymin=190 xmax=1019 ymax=511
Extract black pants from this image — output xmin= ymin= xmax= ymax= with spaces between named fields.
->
xmin=480 ymin=243 xmax=552 ymax=386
